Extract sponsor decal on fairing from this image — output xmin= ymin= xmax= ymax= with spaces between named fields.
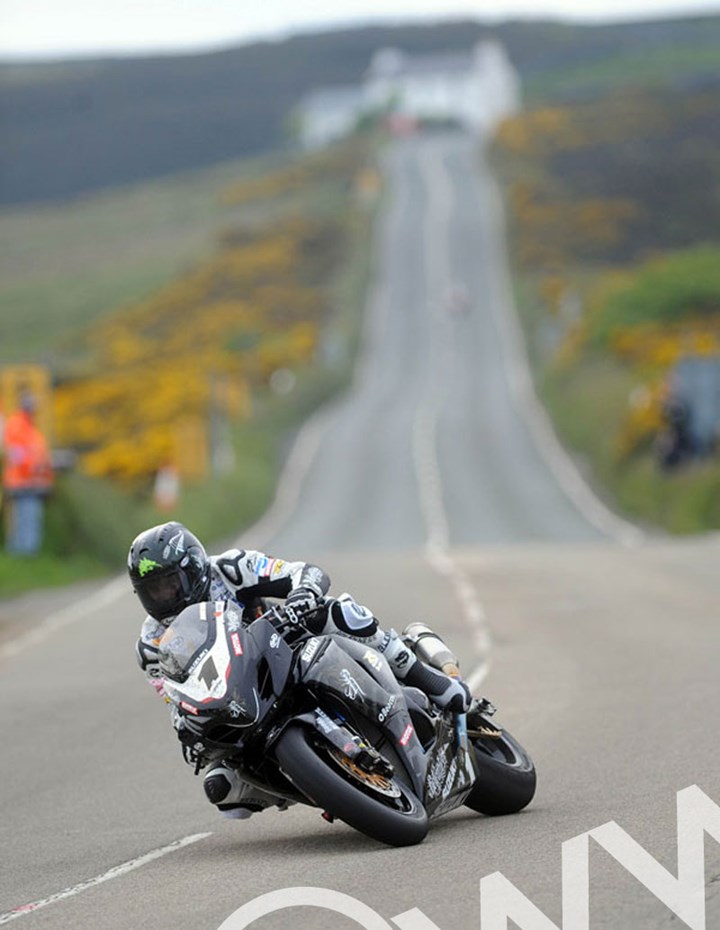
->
xmin=378 ymin=695 xmax=396 ymax=723
xmin=363 ymin=649 xmax=384 ymax=672
xmin=399 ymin=723 xmax=414 ymax=746
xmin=301 ymin=637 xmax=321 ymax=663
xmin=339 ymin=669 xmax=365 ymax=700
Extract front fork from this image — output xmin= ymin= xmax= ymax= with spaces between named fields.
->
xmin=454 ymin=711 xmax=469 ymax=752
xmin=288 ymin=708 xmax=393 ymax=777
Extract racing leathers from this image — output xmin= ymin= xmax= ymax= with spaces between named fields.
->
xmin=135 ymin=547 xmax=471 ymax=819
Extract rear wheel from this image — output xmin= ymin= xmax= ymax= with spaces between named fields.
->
xmin=464 ymin=718 xmax=536 ymax=816
xmin=275 ymin=724 xmax=428 ymax=847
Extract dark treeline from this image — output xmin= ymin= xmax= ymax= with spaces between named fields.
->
xmin=1 ymin=16 xmax=718 ymax=205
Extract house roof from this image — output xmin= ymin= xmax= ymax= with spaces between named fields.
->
xmin=301 ymin=85 xmax=365 ymax=111
xmin=396 ymin=53 xmax=476 ymax=77
xmin=366 ymin=47 xmax=477 ymax=80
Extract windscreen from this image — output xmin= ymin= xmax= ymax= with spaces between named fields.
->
xmin=158 ymin=602 xmax=216 ymax=682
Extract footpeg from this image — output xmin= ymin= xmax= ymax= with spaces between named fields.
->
xmin=467 ymin=698 xmax=501 ymax=737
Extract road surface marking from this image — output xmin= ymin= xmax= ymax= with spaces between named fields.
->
xmin=0 ymin=833 xmax=212 ymax=924
xmin=476 ymin=156 xmax=645 ymax=548
xmin=418 ymin=142 xmax=492 ymax=694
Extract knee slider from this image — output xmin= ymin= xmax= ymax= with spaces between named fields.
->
xmin=203 ymin=771 xmax=233 ymax=805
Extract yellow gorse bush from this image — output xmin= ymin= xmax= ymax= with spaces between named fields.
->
xmin=615 ymin=382 xmax=667 ymax=459
xmin=496 ymin=95 xmax=671 ymax=161
xmin=222 ymin=144 xmax=365 ymax=207
xmin=610 ymin=322 xmax=720 ymax=370
xmin=495 ymin=108 xmax=587 ymax=157
xmin=510 ymin=181 xmax=638 ymax=268
xmin=53 ymin=210 xmax=339 ymax=483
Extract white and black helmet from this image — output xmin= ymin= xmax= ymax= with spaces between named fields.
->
xmin=128 ymin=522 xmax=210 ymax=621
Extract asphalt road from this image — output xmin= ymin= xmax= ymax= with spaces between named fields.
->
xmin=1 ymin=133 xmax=719 ymax=930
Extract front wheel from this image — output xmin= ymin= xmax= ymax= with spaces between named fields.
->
xmin=275 ymin=724 xmax=428 ymax=847
xmin=464 ymin=719 xmax=536 ymax=816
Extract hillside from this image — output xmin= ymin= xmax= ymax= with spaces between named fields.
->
xmin=490 ymin=23 xmax=720 ymax=532
xmin=1 ymin=16 xmax=719 ymax=204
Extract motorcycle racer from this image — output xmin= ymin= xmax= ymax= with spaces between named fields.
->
xmin=129 ymin=521 xmax=471 ymax=819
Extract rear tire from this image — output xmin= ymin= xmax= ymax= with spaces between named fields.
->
xmin=275 ymin=724 xmax=428 ymax=847
xmin=464 ymin=720 xmax=536 ymax=816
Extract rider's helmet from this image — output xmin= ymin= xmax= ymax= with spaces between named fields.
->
xmin=127 ymin=522 xmax=211 ymax=621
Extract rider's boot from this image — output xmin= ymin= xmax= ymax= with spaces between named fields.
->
xmin=401 ymin=622 xmax=496 ymax=726
xmin=203 ymin=763 xmax=293 ymax=820
xmin=378 ymin=629 xmax=471 ymax=713
xmin=325 ymin=597 xmax=470 ymax=712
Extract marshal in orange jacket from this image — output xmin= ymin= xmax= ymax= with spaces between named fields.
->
xmin=2 ymin=410 xmax=54 ymax=492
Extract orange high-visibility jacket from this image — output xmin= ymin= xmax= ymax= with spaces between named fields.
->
xmin=2 ymin=411 xmax=53 ymax=492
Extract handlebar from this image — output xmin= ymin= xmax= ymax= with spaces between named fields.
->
xmin=259 ymin=598 xmax=329 ymax=636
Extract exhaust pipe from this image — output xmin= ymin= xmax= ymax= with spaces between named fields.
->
xmin=402 ymin=622 xmax=461 ymax=679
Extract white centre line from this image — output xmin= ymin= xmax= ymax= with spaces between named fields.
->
xmin=0 ymin=833 xmax=212 ymax=924
xmin=416 ymin=140 xmax=493 ymax=694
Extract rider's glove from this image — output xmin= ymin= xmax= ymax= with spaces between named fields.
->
xmin=433 ymin=677 xmax=472 ymax=713
xmin=284 ymin=587 xmax=319 ymax=624
xmin=181 ymin=740 xmax=207 ymax=768
xmin=177 ymin=723 xmax=207 ymax=768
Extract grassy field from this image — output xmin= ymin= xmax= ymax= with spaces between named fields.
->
xmin=538 ymin=356 xmax=720 ymax=534
xmin=0 ymin=151 xmax=302 ymax=363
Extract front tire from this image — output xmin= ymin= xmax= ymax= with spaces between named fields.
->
xmin=464 ymin=720 xmax=536 ymax=816
xmin=275 ymin=724 xmax=428 ymax=847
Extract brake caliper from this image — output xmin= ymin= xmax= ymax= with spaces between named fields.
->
xmin=350 ymin=736 xmax=394 ymax=779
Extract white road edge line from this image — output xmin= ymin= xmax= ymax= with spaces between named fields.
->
xmin=0 ymin=832 xmax=212 ymax=924
xmin=0 ymin=575 xmax=127 ymax=662
xmin=418 ymin=143 xmax=492 ymax=695
xmin=478 ymin=156 xmax=646 ymax=549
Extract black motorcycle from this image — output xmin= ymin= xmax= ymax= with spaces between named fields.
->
xmin=158 ymin=599 xmax=536 ymax=847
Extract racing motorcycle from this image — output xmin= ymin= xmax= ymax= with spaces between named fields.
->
xmin=158 ymin=599 xmax=536 ymax=847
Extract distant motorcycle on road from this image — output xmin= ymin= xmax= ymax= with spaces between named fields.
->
xmin=159 ymin=600 xmax=536 ymax=847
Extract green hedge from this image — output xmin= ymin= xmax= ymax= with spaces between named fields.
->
xmin=589 ymin=245 xmax=720 ymax=345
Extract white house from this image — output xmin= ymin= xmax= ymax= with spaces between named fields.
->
xmin=364 ymin=41 xmax=520 ymax=133
xmin=298 ymin=41 xmax=520 ymax=149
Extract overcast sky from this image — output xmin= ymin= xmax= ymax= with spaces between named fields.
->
xmin=1 ymin=0 xmax=719 ymax=59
